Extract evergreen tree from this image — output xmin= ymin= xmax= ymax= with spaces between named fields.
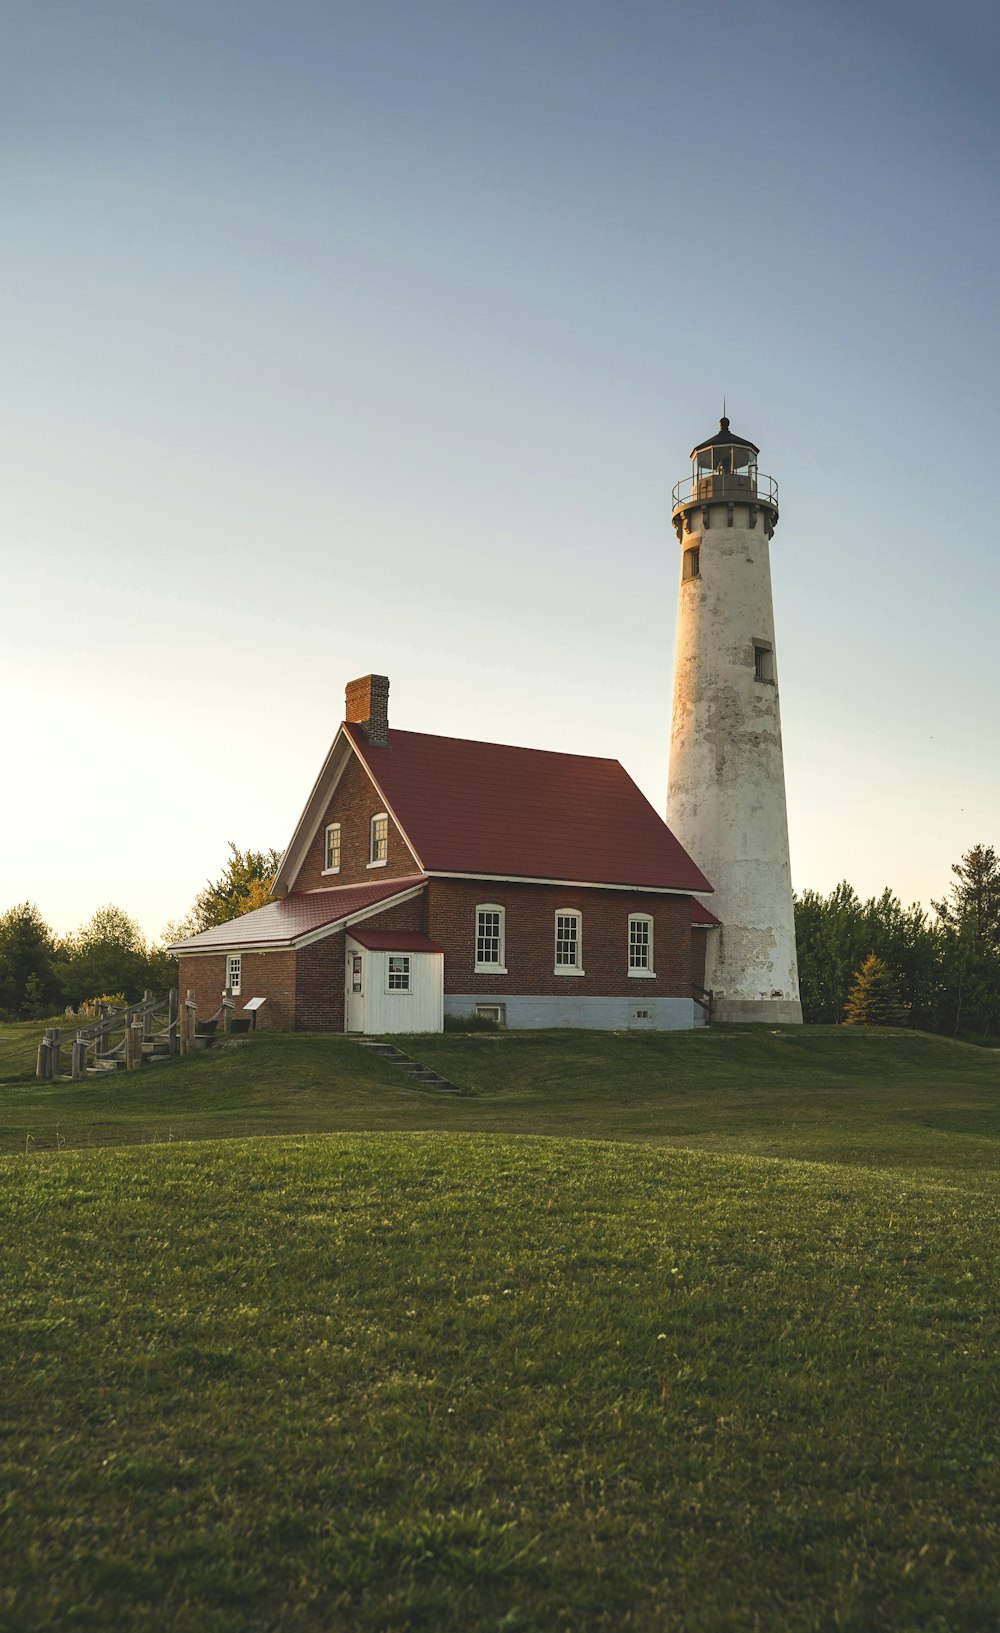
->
xmin=931 ymin=845 xmax=1000 ymax=1036
xmin=0 ymin=903 xmax=61 ymax=1018
xmin=843 ymin=953 xmax=909 ymax=1026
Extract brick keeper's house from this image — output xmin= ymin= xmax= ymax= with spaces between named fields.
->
xmin=170 ymin=675 xmax=720 ymax=1033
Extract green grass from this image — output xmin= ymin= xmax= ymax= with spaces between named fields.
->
xmin=3 ymin=1022 xmax=999 ymax=1180
xmin=3 ymin=1025 xmax=1000 ymax=1628
xmin=3 ymin=1133 xmax=999 ymax=1631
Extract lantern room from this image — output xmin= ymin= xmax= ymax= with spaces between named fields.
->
xmin=671 ymin=413 xmax=779 ymax=540
xmin=692 ymin=416 xmax=758 ymax=498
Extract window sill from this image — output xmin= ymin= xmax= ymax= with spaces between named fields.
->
xmin=628 ymin=969 xmax=656 ymax=979
xmin=475 ymin=965 xmax=508 ymax=976
xmin=321 ymin=867 xmax=341 ymax=877
xmin=366 ymin=859 xmax=388 ymax=869
xmin=554 ymin=967 xmax=585 ymax=977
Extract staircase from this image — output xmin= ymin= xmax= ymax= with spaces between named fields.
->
xmin=356 ymin=1038 xmax=467 ymax=1095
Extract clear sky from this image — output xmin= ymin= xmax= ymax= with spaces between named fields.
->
xmin=4 ymin=0 xmax=999 ymax=942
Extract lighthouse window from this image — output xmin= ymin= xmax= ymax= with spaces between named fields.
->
xmin=683 ymin=547 xmax=700 ymax=580
xmin=754 ymin=643 xmax=774 ymax=683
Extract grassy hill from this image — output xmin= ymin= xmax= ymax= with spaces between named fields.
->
xmin=3 ymin=1021 xmax=999 ymax=1177
xmin=2 ymin=1026 xmax=999 ymax=1629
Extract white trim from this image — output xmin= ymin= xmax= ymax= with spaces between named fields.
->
xmin=369 ymin=811 xmax=389 ymax=867
xmin=385 ymin=954 xmax=412 ymax=994
xmin=174 ymin=883 xmax=427 ymax=955
xmin=322 ymin=821 xmax=341 ymax=875
xmin=422 ymin=870 xmax=708 ymax=896
xmin=270 ymin=726 xmax=423 ymax=897
xmin=554 ymin=907 xmax=583 ymax=975
xmin=271 ymin=730 xmax=354 ymax=895
xmin=474 ymin=903 xmax=507 ymax=974
xmin=628 ymin=912 xmax=655 ymax=978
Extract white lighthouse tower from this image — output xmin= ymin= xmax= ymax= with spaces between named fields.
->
xmin=667 ymin=416 xmax=802 ymax=1024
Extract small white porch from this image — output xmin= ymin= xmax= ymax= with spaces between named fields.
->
xmin=345 ymin=929 xmax=444 ymax=1034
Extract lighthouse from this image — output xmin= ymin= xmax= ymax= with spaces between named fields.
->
xmin=667 ymin=416 xmax=802 ymax=1024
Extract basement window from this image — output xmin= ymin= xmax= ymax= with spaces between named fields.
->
xmin=683 ymin=546 xmax=700 ymax=580
xmin=476 ymin=1004 xmax=506 ymax=1027
xmin=753 ymin=642 xmax=774 ymax=683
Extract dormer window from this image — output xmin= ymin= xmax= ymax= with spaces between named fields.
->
xmin=369 ymin=813 xmax=388 ymax=866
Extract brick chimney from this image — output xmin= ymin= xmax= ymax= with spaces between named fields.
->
xmin=345 ymin=674 xmax=390 ymax=746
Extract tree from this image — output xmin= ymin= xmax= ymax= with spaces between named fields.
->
xmin=167 ymin=843 xmax=282 ymax=940
xmin=0 ymin=903 xmax=61 ymax=1018
xmin=58 ymin=905 xmax=156 ymax=1007
xmin=843 ymin=953 xmax=909 ymax=1026
xmin=931 ymin=845 xmax=1000 ymax=1036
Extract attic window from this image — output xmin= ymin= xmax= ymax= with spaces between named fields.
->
xmin=323 ymin=823 xmax=341 ymax=873
xmin=369 ymin=813 xmax=388 ymax=867
xmin=683 ymin=547 xmax=700 ymax=580
xmin=753 ymin=642 xmax=774 ymax=683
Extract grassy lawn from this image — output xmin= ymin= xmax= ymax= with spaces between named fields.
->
xmin=3 ymin=1132 xmax=999 ymax=1631
xmin=3 ymin=1021 xmax=999 ymax=1180
xmin=3 ymin=1025 xmax=999 ymax=1629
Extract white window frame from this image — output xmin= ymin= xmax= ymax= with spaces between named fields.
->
xmin=475 ymin=904 xmax=507 ymax=973
xmin=323 ymin=822 xmax=341 ymax=875
xmin=386 ymin=954 xmax=411 ymax=992
xmin=554 ymin=909 xmax=584 ymax=976
xmin=368 ymin=812 xmax=388 ymax=868
xmin=226 ymin=954 xmax=242 ymax=996
xmin=628 ymin=913 xmax=655 ymax=978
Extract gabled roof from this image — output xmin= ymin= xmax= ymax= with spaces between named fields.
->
xmin=169 ymin=875 xmax=426 ymax=954
xmin=341 ymin=722 xmax=711 ymax=893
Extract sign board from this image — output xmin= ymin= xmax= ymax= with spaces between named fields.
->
xmin=242 ymin=997 xmax=267 ymax=1012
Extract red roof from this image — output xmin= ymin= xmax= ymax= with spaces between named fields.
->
xmin=345 ymin=723 xmax=711 ymax=893
xmin=691 ymin=897 xmax=721 ymax=927
xmin=169 ymin=875 xmax=426 ymax=953
xmin=348 ymin=929 xmax=444 ymax=953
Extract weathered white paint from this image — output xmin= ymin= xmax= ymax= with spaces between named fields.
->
xmin=345 ymin=938 xmax=444 ymax=1033
xmin=444 ymin=994 xmax=702 ymax=1030
xmin=668 ymin=489 xmax=802 ymax=1025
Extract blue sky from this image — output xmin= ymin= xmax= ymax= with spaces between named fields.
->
xmin=4 ymin=0 xmax=999 ymax=939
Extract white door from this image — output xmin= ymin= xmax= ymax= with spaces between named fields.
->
xmin=345 ymin=948 xmax=366 ymax=1032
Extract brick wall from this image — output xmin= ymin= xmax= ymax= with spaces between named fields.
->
xmin=426 ymin=881 xmax=695 ymax=998
xmin=177 ymin=949 xmax=297 ymax=1030
xmin=292 ymin=750 xmax=418 ymax=890
xmin=294 ymin=894 xmax=427 ymax=1031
